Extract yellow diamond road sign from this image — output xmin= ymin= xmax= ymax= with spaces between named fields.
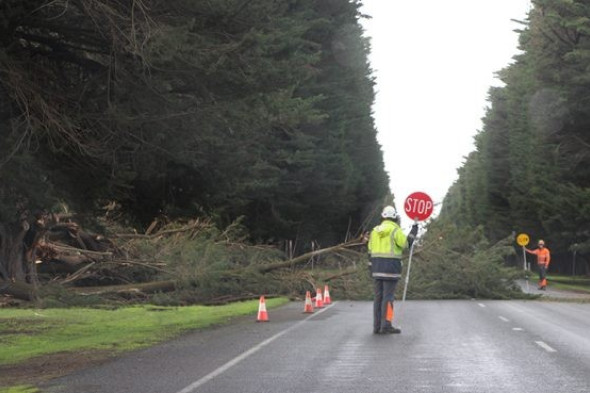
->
xmin=516 ymin=233 xmax=529 ymax=246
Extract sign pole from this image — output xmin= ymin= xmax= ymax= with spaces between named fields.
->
xmin=397 ymin=191 xmax=433 ymax=330
xmin=516 ymin=233 xmax=530 ymax=293
xmin=396 ymin=226 xmax=416 ymax=329
xmin=402 ymin=237 xmax=416 ymax=304
xmin=522 ymin=246 xmax=529 ymax=292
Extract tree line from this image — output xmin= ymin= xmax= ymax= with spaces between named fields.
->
xmin=0 ymin=0 xmax=390 ymax=288
xmin=436 ymin=0 xmax=590 ymax=275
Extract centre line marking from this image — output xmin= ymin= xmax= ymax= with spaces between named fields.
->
xmin=499 ymin=316 xmax=509 ymax=322
xmin=478 ymin=303 xmax=486 ymax=308
xmin=175 ymin=304 xmax=334 ymax=393
xmin=535 ymin=341 xmax=557 ymax=353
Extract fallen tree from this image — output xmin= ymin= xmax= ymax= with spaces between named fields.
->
xmin=253 ymin=239 xmax=366 ymax=273
xmin=1 ymin=215 xmax=371 ymax=304
xmin=0 ymin=211 xmax=126 ymax=301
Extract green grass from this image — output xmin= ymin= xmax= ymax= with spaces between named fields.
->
xmin=547 ymin=275 xmax=590 ymax=293
xmin=0 ymin=297 xmax=288 ymax=366
xmin=0 ymin=387 xmax=39 ymax=393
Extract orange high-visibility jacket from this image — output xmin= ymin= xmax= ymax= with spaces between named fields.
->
xmin=525 ymin=247 xmax=551 ymax=267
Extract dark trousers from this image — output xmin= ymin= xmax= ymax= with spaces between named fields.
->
xmin=373 ymin=279 xmax=399 ymax=331
xmin=538 ymin=265 xmax=548 ymax=288
xmin=538 ymin=265 xmax=547 ymax=281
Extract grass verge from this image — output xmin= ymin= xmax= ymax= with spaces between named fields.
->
xmin=547 ymin=275 xmax=590 ymax=294
xmin=0 ymin=387 xmax=39 ymax=393
xmin=0 ymin=297 xmax=288 ymax=389
xmin=1 ymin=297 xmax=288 ymax=365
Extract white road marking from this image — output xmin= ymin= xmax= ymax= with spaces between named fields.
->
xmin=175 ymin=304 xmax=334 ymax=393
xmin=478 ymin=303 xmax=486 ymax=308
xmin=499 ymin=316 xmax=509 ymax=322
xmin=512 ymin=327 xmax=524 ymax=331
xmin=535 ymin=341 xmax=557 ymax=353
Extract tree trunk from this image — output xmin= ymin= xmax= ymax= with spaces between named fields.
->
xmin=254 ymin=239 xmax=366 ymax=273
xmin=0 ymin=221 xmax=32 ymax=283
xmin=68 ymin=280 xmax=177 ymax=296
xmin=0 ymin=280 xmax=36 ymax=301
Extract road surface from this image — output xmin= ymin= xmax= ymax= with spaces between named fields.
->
xmin=42 ymin=299 xmax=590 ymax=393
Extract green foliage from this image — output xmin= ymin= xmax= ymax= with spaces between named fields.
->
xmin=115 ymin=218 xmax=289 ymax=303
xmin=439 ymin=1 xmax=590 ymax=273
xmin=0 ymin=0 xmax=388 ymax=250
xmin=409 ymin=223 xmax=525 ymax=299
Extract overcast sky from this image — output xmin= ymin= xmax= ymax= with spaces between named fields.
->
xmin=359 ymin=1 xmax=532 ymax=225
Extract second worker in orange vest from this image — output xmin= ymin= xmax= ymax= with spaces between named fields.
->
xmin=525 ymin=239 xmax=551 ymax=290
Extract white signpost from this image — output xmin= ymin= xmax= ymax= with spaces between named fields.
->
xmin=397 ymin=192 xmax=434 ymax=329
xmin=517 ymin=233 xmax=530 ymax=291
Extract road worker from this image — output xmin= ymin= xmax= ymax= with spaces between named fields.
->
xmin=367 ymin=205 xmax=417 ymax=334
xmin=525 ymin=239 xmax=551 ymax=290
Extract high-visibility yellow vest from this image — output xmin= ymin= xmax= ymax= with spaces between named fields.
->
xmin=368 ymin=220 xmax=408 ymax=259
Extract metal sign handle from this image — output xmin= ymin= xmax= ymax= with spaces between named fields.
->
xmin=522 ymin=246 xmax=529 ymax=292
xmin=402 ymin=240 xmax=415 ymax=303
xmin=397 ymin=231 xmax=417 ymax=328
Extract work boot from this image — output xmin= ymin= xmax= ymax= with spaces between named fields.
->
xmin=373 ymin=327 xmax=380 ymax=334
xmin=380 ymin=326 xmax=401 ymax=334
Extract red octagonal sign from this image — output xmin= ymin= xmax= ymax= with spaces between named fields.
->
xmin=404 ymin=191 xmax=434 ymax=221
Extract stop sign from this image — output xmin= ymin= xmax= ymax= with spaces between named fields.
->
xmin=404 ymin=192 xmax=434 ymax=221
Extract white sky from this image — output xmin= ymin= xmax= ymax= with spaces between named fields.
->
xmin=359 ymin=1 xmax=531 ymax=224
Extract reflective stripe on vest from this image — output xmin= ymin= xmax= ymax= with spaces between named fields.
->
xmin=372 ymin=272 xmax=401 ymax=279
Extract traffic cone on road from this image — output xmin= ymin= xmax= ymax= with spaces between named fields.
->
xmin=303 ymin=291 xmax=314 ymax=313
xmin=386 ymin=301 xmax=394 ymax=323
xmin=315 ymin=287 xmax=324 ymax=308
xmin=323 ymin=285 xmax=331 ymax=305
xmin=256 ymin=296 xmax=269 ymax=322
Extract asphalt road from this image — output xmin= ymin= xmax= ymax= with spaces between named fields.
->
xmin=42 ymin=298 xmax=590 ymax=393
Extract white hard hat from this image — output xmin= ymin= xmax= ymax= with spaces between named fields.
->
xmin=381 ymin=205 xmax=398 ymax=219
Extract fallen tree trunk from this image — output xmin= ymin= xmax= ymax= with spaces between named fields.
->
xmin=0 ymin=280 xmax=36 ymax=301
xmin=254 ymin=238 xmax=366 ymax=273
xmin=321 ymin=267 xmax=358 ymax=282
xmin=48 ymin=243 xmax=113 ymax=258
xmin=68 ymin=280 xmax=177 ymax=296
xmin=200 ymin=293 xmax=282 ymax=306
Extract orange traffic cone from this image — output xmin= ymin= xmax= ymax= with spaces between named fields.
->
xmin=315 ymin=287 xmax=324 ymax=308
xmin=303 ymin=291 xmax=314 ymax=313
xmin=257 ymin=296 xmax=269 ymax=322
xmin=323 ymin=285 xmax=331 ymax=305
xmin=386 ymin=301 xmax=394 ymax=323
